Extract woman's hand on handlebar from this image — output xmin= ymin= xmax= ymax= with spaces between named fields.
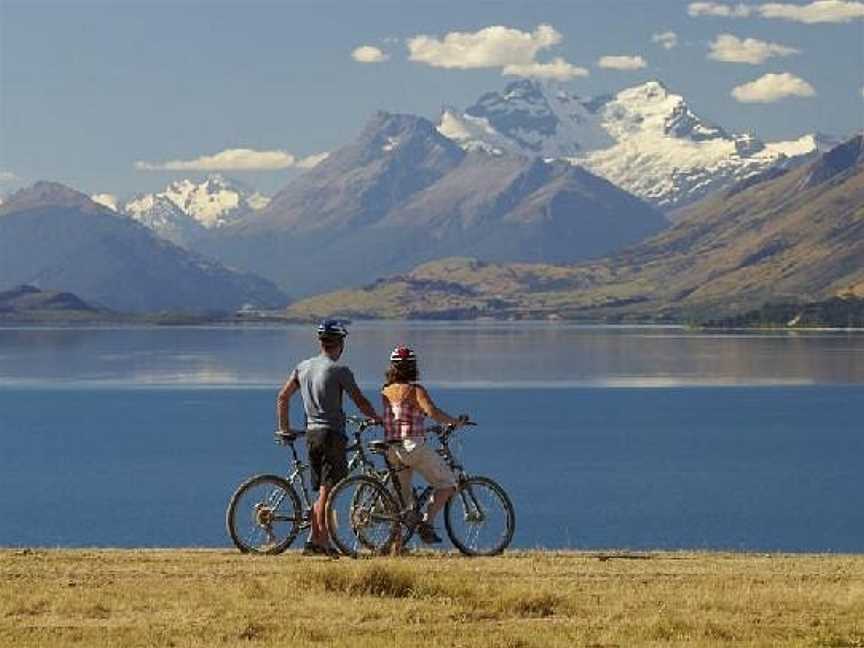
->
xmin=452 ymin=414 xmax=474 ymax=428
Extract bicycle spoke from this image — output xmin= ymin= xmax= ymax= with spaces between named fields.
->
xmin=227 ymin=476 xmax=302 ymax=554
xmin=328 ymin=476 xmax=399 ymax=557
xmin=445 ymin=477 xmax=514 ymax=556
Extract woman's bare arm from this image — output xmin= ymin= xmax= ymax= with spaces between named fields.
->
xmin=414 ymin=385 xmax=461 ymax=426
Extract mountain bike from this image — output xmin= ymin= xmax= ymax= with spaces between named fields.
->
xmin=225 ymin=416 xmax=380 ymax=554
xmin=326 ymin=421 xmax=516 ymax=557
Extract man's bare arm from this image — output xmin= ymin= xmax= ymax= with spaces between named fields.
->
xmin=276 ymin=375 xmax=300 ymax=431
xmin=348 ymin=386 xmax=380 ymax=422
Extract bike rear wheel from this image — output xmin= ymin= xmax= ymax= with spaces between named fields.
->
xmin=444 ymin=476 xmax=515 ymax=556
xmin=327 ymin=475 xmax=400 ymax=558
xmin=226 ymin=474 xmax=303 ymax=554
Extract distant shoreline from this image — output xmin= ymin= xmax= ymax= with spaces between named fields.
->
xmin=3 ymin=317 xmax=864 ymax=333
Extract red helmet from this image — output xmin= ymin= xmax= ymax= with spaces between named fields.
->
xmin=389 ymin=345 xmax=417 ymax=363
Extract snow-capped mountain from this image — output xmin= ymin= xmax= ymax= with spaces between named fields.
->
xmin=149 ymin=174 xmax=269 ymax=227
xmin=122 ymin=194 xmax=205 ymax=248
xmin=199 ymin=112 xmax=667 ymax=296
xmin=439 ymin=79 xmax=839 ymax=210
xmin=0 ymin=182 xmax=287 ymax=313
xmin=114 ymin=174 xmax=270 ymax=246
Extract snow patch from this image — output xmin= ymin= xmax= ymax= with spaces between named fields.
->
xmin=440 ymin=79 xmax=825 ymax=209
xmin=91 ymin=193 xmax=119 ymax=211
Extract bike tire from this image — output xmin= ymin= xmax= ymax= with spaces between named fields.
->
xmin=326 ymin=475 xmax=400 ymax=558
xmin=444 ymin=476 xmax=515 ymax=557
xmin=226 ymin=474 xmax=303 ymax=554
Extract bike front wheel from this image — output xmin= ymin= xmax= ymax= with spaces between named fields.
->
xmin=226 ymin=474 xmax=303 ymax=554
xmin=326 ymin=475 xmax=400 ymax=558
xmin=444 ymin=476 xmax=515 ymax=556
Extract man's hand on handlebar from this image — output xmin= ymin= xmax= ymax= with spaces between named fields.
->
xmin=347 ymin=415 xmax=383 ymax=428
xmin=274 ymin=428 xmax=303 ymax=445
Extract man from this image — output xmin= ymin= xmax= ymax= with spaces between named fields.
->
xmin=276 ymin=320 xmax=380 ymax=556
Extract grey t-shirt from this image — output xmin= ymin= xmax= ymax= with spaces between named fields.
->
xmin=291 ymin=354 xmax=359 ymax=434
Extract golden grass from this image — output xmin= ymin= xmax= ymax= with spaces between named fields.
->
xmin=2 ymin=549 xmax=863 ymax=647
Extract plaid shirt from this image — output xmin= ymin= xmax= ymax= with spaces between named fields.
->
xmin=382 ymin=385 xmax=426 ymax=441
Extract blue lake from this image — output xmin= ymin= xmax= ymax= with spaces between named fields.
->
xmin=1 ymin=324 xmax=862 ymax=551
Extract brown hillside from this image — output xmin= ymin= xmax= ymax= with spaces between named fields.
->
xmin=287 ymin=137 xmax=864 ymax=321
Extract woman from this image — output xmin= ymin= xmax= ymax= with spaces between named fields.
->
xmin=381 ymin=345 xmax=467 ymax=544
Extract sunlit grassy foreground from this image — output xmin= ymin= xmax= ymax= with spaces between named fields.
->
xmin=2 ymin=549 xmax=862 ymax=647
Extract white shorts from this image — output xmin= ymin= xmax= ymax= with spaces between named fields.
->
xmin=387 ymin=438 xmax=458 ymax=494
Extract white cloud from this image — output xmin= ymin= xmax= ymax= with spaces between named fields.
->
xmin=406 ymin=23 xmax=587 ymax=81
xmin=91 ymin=193 xmax=119 ymax=211
xmin=135 ymin=148 xmax=327 ymax=171
xmin=688 ymin=1 xmax=864 ymax=22
xmin=502 ymin=57 xmax=589 ymax=80
xmin=731 ymin=72 xmax=816 ymax=102
xmin=652 ymin=31 xmax=679 ymax=49
xmin=407 ymin=24 xmax=562 ymax=69
xmin=688 ymin=2 xmax=754 ymax=16
xmin=351 ymin=45 xmax=389 ymax=63
xmin=0 ymin=170 xmax=19 ymax=183
xmin=708 ymin=34 xmax=800 ymax=64
xmin=597 ymin=55 xmax=648 ymax=70
xmin=758 ymin=1 xmax=864 ymax=23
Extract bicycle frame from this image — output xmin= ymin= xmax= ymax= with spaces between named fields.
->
xmin=382 ymin=426 xmax=484 ymax=523
xmin=277 ymin=418 xmax=382 ymax=527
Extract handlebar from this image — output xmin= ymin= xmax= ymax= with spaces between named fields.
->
xmin=426 ymin=419 xmax=477 ymax=438
xmin=274 ymin=429 xmax=305 ymax=445
xmin=346 ymin=415 xmax=382 ymax=433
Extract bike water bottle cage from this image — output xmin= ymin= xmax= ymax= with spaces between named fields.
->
xmin=390 ymin=346 xmax=416 ymax=363
xmin=317 ymin=319 xmax=348 ymax=339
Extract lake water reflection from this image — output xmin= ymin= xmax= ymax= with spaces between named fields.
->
xmin=1 ymin=323 xmax=863 ymax=387
xmin=0 ymin=324 xmax=862 ymax=551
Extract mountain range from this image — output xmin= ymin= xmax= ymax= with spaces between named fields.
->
xmin=0 ymin=182 xmax=287 ymax=313
xmin=440 ymin=79 xmax=838 ymax=209
xmin=93 ymin=174 xmax=270 ymax=248
xmin=284 ymin=135 xmax=864 ymax=321
xmin=2 ymin=79 xmax=857 ymax=320
xmin=194 ymin=111 xmax=667 ymax=296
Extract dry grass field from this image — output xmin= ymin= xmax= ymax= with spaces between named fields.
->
xmin=2 ymin=549 xmax=863 ymax=647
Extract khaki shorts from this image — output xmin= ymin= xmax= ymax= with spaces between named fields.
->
xmin=387 ymin=439 xmax=457 ymax=501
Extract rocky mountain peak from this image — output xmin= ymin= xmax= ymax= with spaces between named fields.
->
xmin=328 ymin=110 xmax=466 ymax=174
xmin=620 ymin=79 xmax=670 ymax=101
xmin=0 ymin=181 xmax=108 ymax=215
xmin=122 ymin=174 xmax=268 ymax=233
xmin=802 ymin=134 xmax=864 ymax=188
xmin=359 ymin=111 xmax=458 ymax=154
xmin=439 ymin=79 xmax=832 ymax=209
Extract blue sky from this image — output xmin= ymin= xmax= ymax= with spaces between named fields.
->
xmin=1 ymin=0 xmax=862 ymax=197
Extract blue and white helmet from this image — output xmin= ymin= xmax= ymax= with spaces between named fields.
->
xmin=317 ymin=319 xmax=349 ymax=339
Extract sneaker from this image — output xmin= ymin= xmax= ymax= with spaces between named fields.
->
xmin=416 ymin=522 xmax=442 ymax=545
xmin=302 ymin=541 xmax=340 ymax=558
xmin=322 ymin=545 xmax=341 ymax=559
xmin=302 ymin=541 xmax=325 ymax=556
